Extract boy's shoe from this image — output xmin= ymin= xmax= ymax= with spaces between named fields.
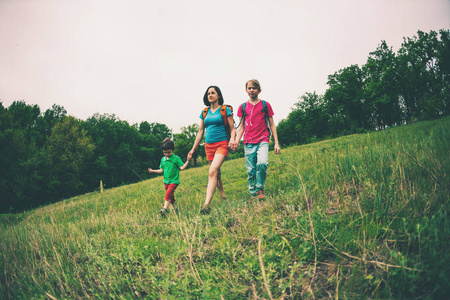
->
xmin=257 ymin=190 xmax=265 ymax=200
xmin=200 ymin=205 xmax=210 ymax=215
xmin=160 ymin=208 xmax=168 ymax=217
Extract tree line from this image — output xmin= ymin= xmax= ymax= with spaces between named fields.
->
xmin=0 ymin=102 xmax=206 ymax=213
xmin=277 ymin=29 xmax=450 ymax=145
xmin=1 ymin=29 xmax=448 ymax=213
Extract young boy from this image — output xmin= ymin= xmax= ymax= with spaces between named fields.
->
xmin=236 ymin=79 xmax=280 ymax=199
xmin=148 ymin=138 xmax=190 ymax=217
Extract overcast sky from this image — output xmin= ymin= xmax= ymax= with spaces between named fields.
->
xmin=1 ymin=0 xmax=449 ymax=133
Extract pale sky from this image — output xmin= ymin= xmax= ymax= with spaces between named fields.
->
xmin=1 ymin=0 xmax=449 ymax=133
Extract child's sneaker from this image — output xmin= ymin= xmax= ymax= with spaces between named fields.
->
xmin=160 ymin=208 xmax=168 ymax=217
xmin=257 ymin=190 xmax=265 ymax=200
xmin=200 ymin=205 xmax=210 ymax=215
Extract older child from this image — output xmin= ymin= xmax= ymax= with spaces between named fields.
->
xmin=148 ymin=138 xmax=190 ymax=217
xmin=236 ymin=79 xmax=280 ymax=199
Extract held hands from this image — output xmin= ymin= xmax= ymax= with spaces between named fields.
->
xmin=148 ymin=168 xmax=153 ymax=173
xmin=229 ymin=138 xmax=239 ymax=151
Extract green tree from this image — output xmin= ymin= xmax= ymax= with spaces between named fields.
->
xmin=0 ymin=101 xmax=49 ymax=212
xmin=83 ymin=114 xmax=130 ymax=188
xmin=437 ymin=29 xmax=450 ymax=116
xmin=277 ymin=92 xmax=328 ymax=146
xmin=324 ymin=64 xmax=368 ymax=134
xmin=83 ymin=114 xmax=164 ymax=189
xmin=46 ymin=116 xmax=95 ymax=199
xmin=363 ymin=40 xmax=402 ymax=127
xmin=7 ymin=101 xmax=41 ymax=132
xmin=174 ymin=124 xmax=204 ymax=166
xmin=397 ymin=30 xmax=449 ymax=120
xmin=294 ymin=92 xmax=327 ymax=141
xmin=136 ymin=121 xmax=160 ymax=179
xmin=36 ymin=104 xmax=67 ymax=147
xmin=145 ymin=122 xmax=172 ymax=141
xmin=0 ymin=103 xmax=19 ymax=211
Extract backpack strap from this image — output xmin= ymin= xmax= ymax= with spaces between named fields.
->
xmin=241 ymin=102 xmax=247 ymax=118
xmin=220 ymin=105 xmax=229 ymax=127
xmin=261 ymin=100 xmax=272 ymax=136
xmin=202 ymin=107 xmax=209 ymax=120
xmin=261 ymin=100 xmax=268 ymax=113
xmin=220 ymin=105 xmax=234 ymax=141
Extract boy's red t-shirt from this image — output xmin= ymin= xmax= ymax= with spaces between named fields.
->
xmin=237 ymin=100 xmax=274 ymax=145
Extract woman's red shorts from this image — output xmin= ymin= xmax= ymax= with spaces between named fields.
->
xmin=205 ymin=140 xmax=229 ymax=161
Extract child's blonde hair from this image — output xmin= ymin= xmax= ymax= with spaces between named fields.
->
xmin=245 ymin=79 xmax=262 ymax=91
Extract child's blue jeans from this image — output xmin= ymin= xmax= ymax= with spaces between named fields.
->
xmin=244 ymin=142 xmax=269 ymax=196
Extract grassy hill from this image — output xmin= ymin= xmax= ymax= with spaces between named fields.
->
xmin=1 ymin=117 xmax=449 ymax=299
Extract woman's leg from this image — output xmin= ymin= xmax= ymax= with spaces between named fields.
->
xmin=205 ymin=154 xmax=227 ymax=206
xmin=206 ymin=161 xmax=225 ymax=198
xmin=216 ymin=167 xmax=226 ymax=198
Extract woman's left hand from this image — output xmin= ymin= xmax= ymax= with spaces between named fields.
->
xmin=229 ymin=139 xmax=238 ymax=151
xmin=187 ymin=150 xmax=193 ymax=160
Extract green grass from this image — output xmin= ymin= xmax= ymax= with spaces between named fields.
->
xmin=1 ymin=117 xmax=449 ymax=299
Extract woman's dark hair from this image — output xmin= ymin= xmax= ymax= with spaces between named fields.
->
xmin=161 ymin=138 xmax=175 ymax=150
xmin=203 ymin=86 xmax=224 ymax=106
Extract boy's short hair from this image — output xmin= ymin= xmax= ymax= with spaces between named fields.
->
xmin=245 ymin=79 xmax=262 ymax=91
xmin=161 ymin=138 xmax=175 ymax=150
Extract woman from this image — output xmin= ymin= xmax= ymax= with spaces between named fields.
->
xmin=188 ymin=86 xmax=238 ymax=214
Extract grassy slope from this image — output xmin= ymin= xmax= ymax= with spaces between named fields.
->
xmin=1 ymin=117 xmax=449 ymax=299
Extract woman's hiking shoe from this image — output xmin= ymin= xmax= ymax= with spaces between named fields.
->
xmin=257 ymin=190 xmax=265 ymax=200
xmin=160 ymin=208 xmax=168 ymax=217
xmin=200 ymin=205 xmax=210 ymax=215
